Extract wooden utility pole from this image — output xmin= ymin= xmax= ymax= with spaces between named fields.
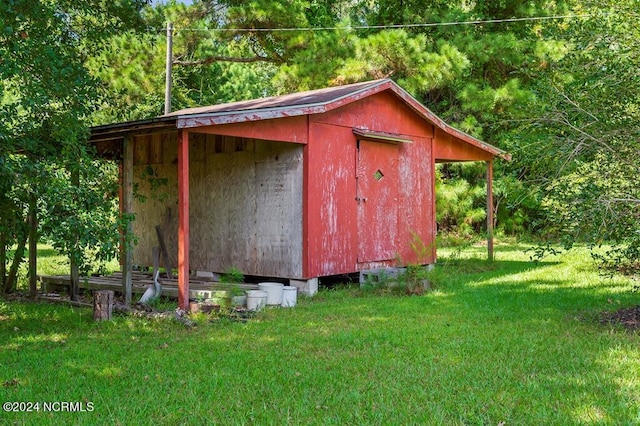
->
xmin=164 ymin=22 xmax=173 ymax=115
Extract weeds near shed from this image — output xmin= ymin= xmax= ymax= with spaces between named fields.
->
xmin=220 ymin=267 xmax=244 ymax=284
xmin=360 ymin=265 xmax=434 ymax=296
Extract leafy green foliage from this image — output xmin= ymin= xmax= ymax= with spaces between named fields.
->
xmin=515 ymin=0 xmax=640 ymax=273
xmin=435 ymin=163 xmax=487 ymax=238
xmin=0 ymin=1 xmax=145 ymax=292
xmin=335 ymin=30 xmax=469 ymax=95
xmin=220 ymin=267 xmax=244 ymax=284
xmin=39 ymin=160 xmax=121 ymax=276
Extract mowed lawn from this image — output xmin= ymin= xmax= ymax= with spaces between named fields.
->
xmin=1 ymin=243 xmax=639 ymax=425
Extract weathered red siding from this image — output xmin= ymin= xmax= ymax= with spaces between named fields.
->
xmin=305 ymin=121 xmax=358 ymax=277
xmin=92 ymin=79 xmax=505 ymax=296
xmin=186 ymin=115 xmax=308 ymax=144
xmin=304 ymin=92 xmax=437 ymax=278
xmin=434 ymin=128 xmax=494 ymax=162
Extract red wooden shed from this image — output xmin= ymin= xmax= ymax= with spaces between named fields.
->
xmin=90 ymin=79 xmax=507 ymax=309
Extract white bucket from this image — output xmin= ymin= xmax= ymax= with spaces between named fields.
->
xmin=258 ymin=282 xmax=285 ymax=305
xmin=246 ymin=290 xmax=267 ymax=312
xmin=281 ymin=286 xmax=297 ymax=307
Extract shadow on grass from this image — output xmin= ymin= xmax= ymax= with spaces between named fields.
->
xmin=2 ymin=251 xmax=639 ymax=423
xmin=436 ymin=257 xmax=558 ymax=273
xmin=429 ymin=254 xmax=637 ymax=324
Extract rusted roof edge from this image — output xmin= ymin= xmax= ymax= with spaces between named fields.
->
xmin=176 ymin=104 xmax=328 ymax=128
xmin=88 ymin=79 xmax=509 ymax=161
xmin=175 ymin=79 xmax=390 ymax=129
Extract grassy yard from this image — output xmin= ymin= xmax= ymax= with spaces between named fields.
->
xmin=1 ymin=243 xmax=639 ymax=425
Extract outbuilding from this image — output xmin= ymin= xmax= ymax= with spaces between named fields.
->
xmin=90 ymin=79 xmax=507 ymax=309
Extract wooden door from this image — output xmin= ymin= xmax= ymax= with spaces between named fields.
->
xmin=356 ymin=140 xmax=399 ymax=262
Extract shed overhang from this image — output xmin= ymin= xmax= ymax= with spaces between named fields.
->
xmin=89 ymin=79 xmax=509 ymax=162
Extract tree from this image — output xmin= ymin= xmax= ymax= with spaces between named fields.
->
xmin=516 ymin=0 xmax=640 ymax=271
xmin=0 ymin=0 xmax=146 ymax=294
xmin=88 ymin=0 xmax=278 ymax=124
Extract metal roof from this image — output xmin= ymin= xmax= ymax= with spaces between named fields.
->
xmin=164 ymin=79 xmax=383 ymax=118
xmin=90 ymin=79 xmax=508 ymax=159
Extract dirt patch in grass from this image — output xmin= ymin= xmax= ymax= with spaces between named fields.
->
xmin=600 ymin=305 xmax=640 ymax=332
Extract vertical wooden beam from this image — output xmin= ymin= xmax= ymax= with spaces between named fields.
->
xmin=0 ymin=231 xmax=6 ymax=290
xmin=177 ymin=129 xmax=190 ymax=310
xmin=28 ymin=194 xmax=37 ymax=298
xmin=118 ymin=162 xmax=124 ymax=269
xmin=301 ymin=117 xmax=310 ymax=278
xmin=486 ymin=160 xmax=494 ymax=262
xmin=122 ymin=135 xmax=134 ymax=305
xmin=70 ymin=168 xmax=80 ymax=301
xmin=431 ymin=139 xmax=437 ymax=263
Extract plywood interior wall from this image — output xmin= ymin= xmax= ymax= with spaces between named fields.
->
xmin=131 ymin=132 xmax=303 ymax=278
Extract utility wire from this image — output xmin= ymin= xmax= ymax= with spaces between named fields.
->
xmin=154 ymin=13 xmax=600 ymax=33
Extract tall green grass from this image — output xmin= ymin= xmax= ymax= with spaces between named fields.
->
xmin=9 ymin=244 xmax=120 ymax=292
xmin=1 ymin=243 xmax=639 ymax=425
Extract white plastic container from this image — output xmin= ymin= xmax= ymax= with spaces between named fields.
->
xmin=281 ymin=286 xmax=297 ymax=307
xmin=246 ymin=290 xmax=267 ymax=311
xmin=258 ymin=282 xmax=285 ymax=305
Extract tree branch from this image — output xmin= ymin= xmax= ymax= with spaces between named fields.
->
xmin=173 ymin=55 xmax=274 ymax=66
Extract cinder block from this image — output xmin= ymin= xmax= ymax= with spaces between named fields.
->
xmin=359 ymin=267 xmax=406 ymax=284
xmin=195 ymin=271 xmax=220 ymax=280
xmin=289 ymin=278 xmax=318 ymax=296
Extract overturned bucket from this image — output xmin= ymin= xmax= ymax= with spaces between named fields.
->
xmin=258 ymin=282 xmax=284 ymax=306
xmin=281 ymin=286 xmax=297 ymax=307
xmin=246 ymin=290 xmax=267 ymax=312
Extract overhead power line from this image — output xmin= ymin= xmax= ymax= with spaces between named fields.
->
xmin=157 ymin=13 xmax=601 ymax=33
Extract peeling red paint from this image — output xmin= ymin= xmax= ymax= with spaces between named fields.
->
xmin=177 ymin=129 xmax=189 ymax=310
xmin=91 ymin=79 xmax=505 ymax=284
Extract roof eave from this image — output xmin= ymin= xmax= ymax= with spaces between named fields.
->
xmin=88 ymin=79 xmax=509 ymax=160
xmin=89 ymin=116 xmax=177 ymax=143
xmin=386 ymin=83 xmax=510 ymax=160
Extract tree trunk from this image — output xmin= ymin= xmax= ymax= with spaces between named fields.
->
xmin=4 ymin=225 xmax=27 ymax=293
xmin=0 ymin=231 xmax=6 ymax=291
xmin=93 ymin=290 xmax=114 ymax=321
xmin=70 ymin=168 xmax=80 ymax=301
xmin=28 ymin=195 xmax=38 ymax=298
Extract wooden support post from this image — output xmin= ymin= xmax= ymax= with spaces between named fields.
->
xmin=122 ymin=135 xmax=134 ymax=305
xmin=486 ymin=160 xmax=494 ymax=262
xmin=177 ymin=129 xmax=190 ymax=310
xmin=28 ymin=194 xmax=38 ymax=297
xmin=70 ymin=168 xmax=80 ymax=301
xmin=93 ymin=290 xmax=114 ymax=321
xmin=0 ymin=231 xmax=5 ymax=290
